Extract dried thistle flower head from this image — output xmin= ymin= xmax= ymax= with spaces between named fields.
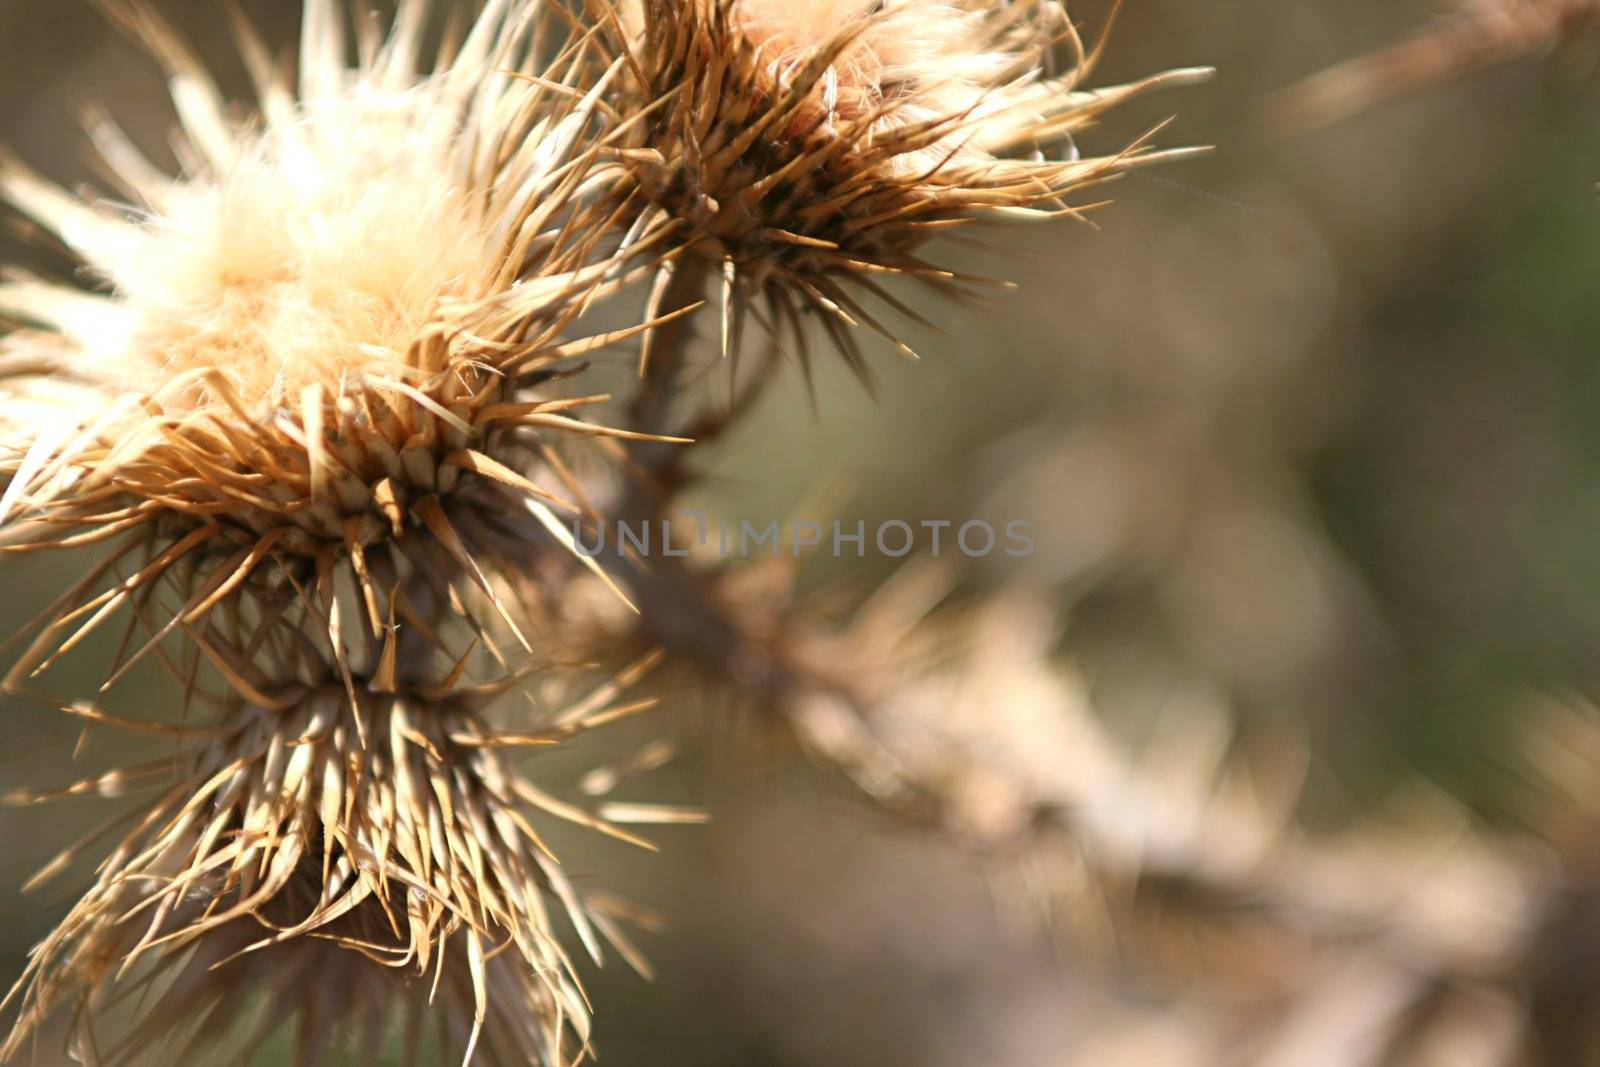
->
xmin=0 ymin=0 xmax=666 ymax=686
xmin=1 ymin=662 xmax=680 ymax=1065
xmin=0 ymin=2 xmax=698 ymax=1062
xmin=595 ymin=0 xmax=1208 ymax=373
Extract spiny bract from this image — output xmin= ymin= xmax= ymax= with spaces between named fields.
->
xmin=2 ymin=669 xmax=674 ymax=1065
xmin=592 ymin=0 xmax=1208 ymax=379
xmin=0 ymin=0 xmax=665 ymax=689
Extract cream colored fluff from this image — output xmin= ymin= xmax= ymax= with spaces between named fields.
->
xmin=110 ymin=88 xmax=494 ymax=404
xmin=3 ymin=85 xmax=494 ymax=410
xmin=0 ymin=0 xmax=583 ymax=431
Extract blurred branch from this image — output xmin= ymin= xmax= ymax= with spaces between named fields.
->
xmin=564 ymin=539 xmax=1600 ymax=1065
xmin=624 ymin=560 xmax=1495 ymax=896
xmin=1269 ymin=0 xmax=1600 ymax=130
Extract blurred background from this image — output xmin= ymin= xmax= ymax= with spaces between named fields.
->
xmin=5 ymin=0 xmax=1600 ymax=1063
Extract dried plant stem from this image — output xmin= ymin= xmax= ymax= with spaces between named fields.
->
xmin=1271 ymin=0 xmax=1600 ymax=129
xmin=612 ymin=551 xmax=1535 ymax=985
xmin=585 ymin=256 xmax=717 ymax=620
xmin=602 ymin=553 xmax=1584 ymax=1065
xmin=629 ymin=259 xmax=714 ymax=479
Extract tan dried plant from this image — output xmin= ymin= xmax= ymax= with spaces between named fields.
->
xmin=0 ymin=0 xmax=1201 ymax=1062
xmin=2 ymin=664 xmax=676 ymax=1066
xmin=588 ymin=0 xmax=1210 ymax=381
xmin=0 ymin=0 xmax=673 ymax=691
xmin=0 ymin=0 xmax=694 ymax=1062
